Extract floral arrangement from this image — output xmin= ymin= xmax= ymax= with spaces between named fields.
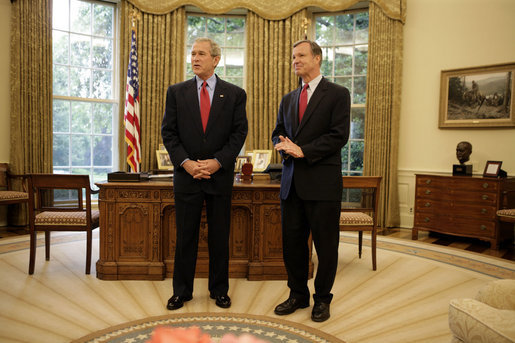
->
xmin=146 ymin=326 xmax=270 ymax=343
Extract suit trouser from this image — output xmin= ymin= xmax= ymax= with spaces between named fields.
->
xmin=281 ymin=182 xmax=341 ymax=304
xmin=173 ymin=191 xmax=231 ymax=298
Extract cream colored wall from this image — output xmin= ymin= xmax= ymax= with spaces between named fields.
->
xmin=398 ymin=0 xmax=515 ymax=227
xmin=0 ymin=0 xmax=10 ymax=163
xmin=1 ymin=0 xmax=514 ymax=227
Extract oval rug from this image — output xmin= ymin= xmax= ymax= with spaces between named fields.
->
xmin=71 ymin=312 xmax=346 ymax=343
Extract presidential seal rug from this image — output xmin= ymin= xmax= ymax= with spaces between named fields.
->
xmin=70 ymin=312 xmax=345 ymax=343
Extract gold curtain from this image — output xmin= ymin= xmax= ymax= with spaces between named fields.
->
xmin=364 ymin=2 xmax=403 ymax=227
xmin=125 ymin=0 xmax=406 ymax=23
xmin=119 ymin=3 xmax=186 ymax=171
xmin=9 ymin=0 xmax=53 ymax=225
xmin=245 ymin=10 xmax=307 ymax=157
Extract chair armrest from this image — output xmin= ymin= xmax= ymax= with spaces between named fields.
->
xmin=476 ymin=279 xmax=515 ymax=310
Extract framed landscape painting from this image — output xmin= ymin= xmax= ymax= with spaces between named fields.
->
xmin=439 ymin=62 xmax=515 ymax=128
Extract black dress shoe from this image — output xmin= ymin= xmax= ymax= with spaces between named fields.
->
xmin=274 ymin=297 xmax=309 ymax=315
xmin=311 ymin=302 xmax=330 ymax=322
xmin=210 ymin=294 xmax=231 ymax=308
xmin=166 ymin=295 xmax=192 ymax=310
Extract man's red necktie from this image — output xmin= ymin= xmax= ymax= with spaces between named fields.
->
xmin=298 ymin=84 xmax=309 ymax=122
xmin=200 ymin=81 xmax=210 ymax=132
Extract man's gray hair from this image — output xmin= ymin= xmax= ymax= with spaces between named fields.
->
xmin=194 ymin=37 xmax=221 ymax=57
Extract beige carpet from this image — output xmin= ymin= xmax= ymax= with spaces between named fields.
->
xmin=0 ymin=232 xmax=513 ymax=343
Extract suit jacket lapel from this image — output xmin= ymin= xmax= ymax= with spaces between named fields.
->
xmin=185 ymin=77 xmax=204 ymax=136
xmin=291 ymin=87 xmax=302 ymax=136
xmin=204 ymin=75 xmax=226 ymax=136
xmin=295 ymin=77 xmax=328 ymax=135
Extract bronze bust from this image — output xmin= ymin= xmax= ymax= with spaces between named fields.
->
xmin=456 ymin=141 xmax=472 ymax=165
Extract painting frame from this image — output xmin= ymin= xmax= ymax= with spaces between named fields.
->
xmin=483 ymin=160 xmax=502 ymax=178
xmin=438 ymin=62 xmax=515 ymax=128
xmin=156 ymin=150 xmax=174 ymax=170
xmin=251 ymin=150 xmax=272 ymax=172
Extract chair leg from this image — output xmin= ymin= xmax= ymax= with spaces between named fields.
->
xmin=29 ymin=228 xmax=36 ymax=274
xmin=358 ymin=231 xmax=363 ymax=258
xmin=86 ymin=229 xmax=92 ymax=274
xmin=372 ymin=227 xmax=377 ymax=271
xmin=45 ymin=231 xmax=51 ymax=261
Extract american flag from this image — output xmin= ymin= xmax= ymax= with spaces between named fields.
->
xmin=124 ymin=28 xmax=141 ymax=172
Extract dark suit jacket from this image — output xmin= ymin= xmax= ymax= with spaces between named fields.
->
xmin=271 ymin=77 xmax=350 ymax=201
xmin=162 ymin=75 xmax=248 ymax=195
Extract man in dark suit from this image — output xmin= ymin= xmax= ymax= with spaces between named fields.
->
xmin=161 ymin=37 xmax=248 ymax=310
xmin=271 ymin=40 xmax=350 ymax=322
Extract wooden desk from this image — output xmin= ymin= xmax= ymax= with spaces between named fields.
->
xmin=96 ymin=179 xmax=313 ymax=280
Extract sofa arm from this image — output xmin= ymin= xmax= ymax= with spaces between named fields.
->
xmin=476 ymin=279 xmax=515 ymax=310
xmin=449 ymin=298 xmax=515 ymax=343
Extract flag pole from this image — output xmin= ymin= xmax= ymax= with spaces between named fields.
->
xmin=124 ymin=10 xmax=142 ymax=173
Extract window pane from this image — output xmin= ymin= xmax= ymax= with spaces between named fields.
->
xmin=93 ymin=136 xmax=112 ymax=165
xmin=187 ymin=16 xmax=205 ymax=45
xmin=350 ymin=107 xmax=365 ymax=139
xmin=354 ymin=76 xmax=367 ymax=104
xmin=93 ymin=103 xmax=113 ymax=134
xmin=350 ymin=141 xmax=364 ymax=171
xmin=355 ymin=12 xmax=369 ymax=44
xmin=225 ymin=48 xmax=244 ymax=76
xmin=71 ymin=102 xmax=91 ymax=133
xmin=70 ymin=67 xmax=91 ymax=97
xmin=334 ymin=77 xmax=351 ymax=89
xmin=206 ymin=17 xmax=225 ymax=44
xmin=354 ymin=46 xmax=367 ymax=75
xmin=225 ymin=77 xmax=243 ymax=88
xmin=92 ymin=69 xmax=112 ymax=99
xmin=316 ymin=16 xmax=334 ymax=46
xmin=335 ymin=14 xmax=354 ymax=45
xmin=53 ymin=0 xmax=69 ymax=31
xmin=321 ymin=47 xmax=333 ymax=77
xmin=92 ymin=38 xmax=112 ymax=68
xmin=93 ymin=4 xmax=113 ymax=37
xmin=341 ymin=144 xmax=349 ymax=171
xmin=53 ymin=31 xmax=69 ymax=65
xmin=53 ymin=134 xmax=69 ymax=166
xmin=70 ymin=34 xmax=90 ymax=67
xmin=53 ymin=100 xmax=70 ymax=132
xmin=335 ymin=47 xmax=352 ymax=75
xmin=53 ymin=65 xmax=69 ymax=96
xmin=226 ymin=18 xmax=245 ymax=46
xmin=70 ymin=0 xmax=91 ymax=34
xmin=71 ymin=135 xmax=91 ymax=166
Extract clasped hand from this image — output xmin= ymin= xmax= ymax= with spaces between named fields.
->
xmin=183 ymin=159 xmax=220 ymax=179
xmin=274 ymin=135 xmax=304 ymax=158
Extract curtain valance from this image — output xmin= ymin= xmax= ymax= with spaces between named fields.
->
xmin=126 ymin=0 xmax=406 ymax=23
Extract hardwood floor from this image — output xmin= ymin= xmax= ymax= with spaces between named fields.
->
xmin=1 ymin=225 xmax=514 ymax=261
xmin=381 ymin=227 xmax=515 ymax=261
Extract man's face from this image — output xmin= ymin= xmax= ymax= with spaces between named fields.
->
xmin=191 ymin=41 xmax=220 ymax=80
xmin=456 ymin=143 xmax=471 ymax=163
xmin=292 ymin=42 xmax=321 ymax=81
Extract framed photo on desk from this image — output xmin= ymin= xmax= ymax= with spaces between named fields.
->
xmin=483 ymin=160 xmax=502 ymax=177
xmin=251 ymin=150 xmax=272 ymax=172
xmin=156 ymin=150 xmax=174 ymax=170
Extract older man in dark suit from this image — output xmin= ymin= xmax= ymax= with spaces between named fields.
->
xmin=161 ymin=37 xmax=247 ymax=310
xmin=272 ymin=40 xmax=350 ymax=322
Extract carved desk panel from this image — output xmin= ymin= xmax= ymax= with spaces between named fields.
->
xmin=96 ymin=179 xmax=313 ymax=281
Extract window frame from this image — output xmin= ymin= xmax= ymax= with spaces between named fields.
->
xmin=51 ymin=0 xmax=120 ymax=187
xmin=314 ymin=9 xmax=369 ymax=177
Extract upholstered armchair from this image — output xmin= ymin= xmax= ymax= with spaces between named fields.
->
xmin=449 ymin=279 xmax=515 ymax=343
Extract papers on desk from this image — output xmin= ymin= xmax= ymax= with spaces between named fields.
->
xmin=148 ymin=173 xmax=174 ymax=179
